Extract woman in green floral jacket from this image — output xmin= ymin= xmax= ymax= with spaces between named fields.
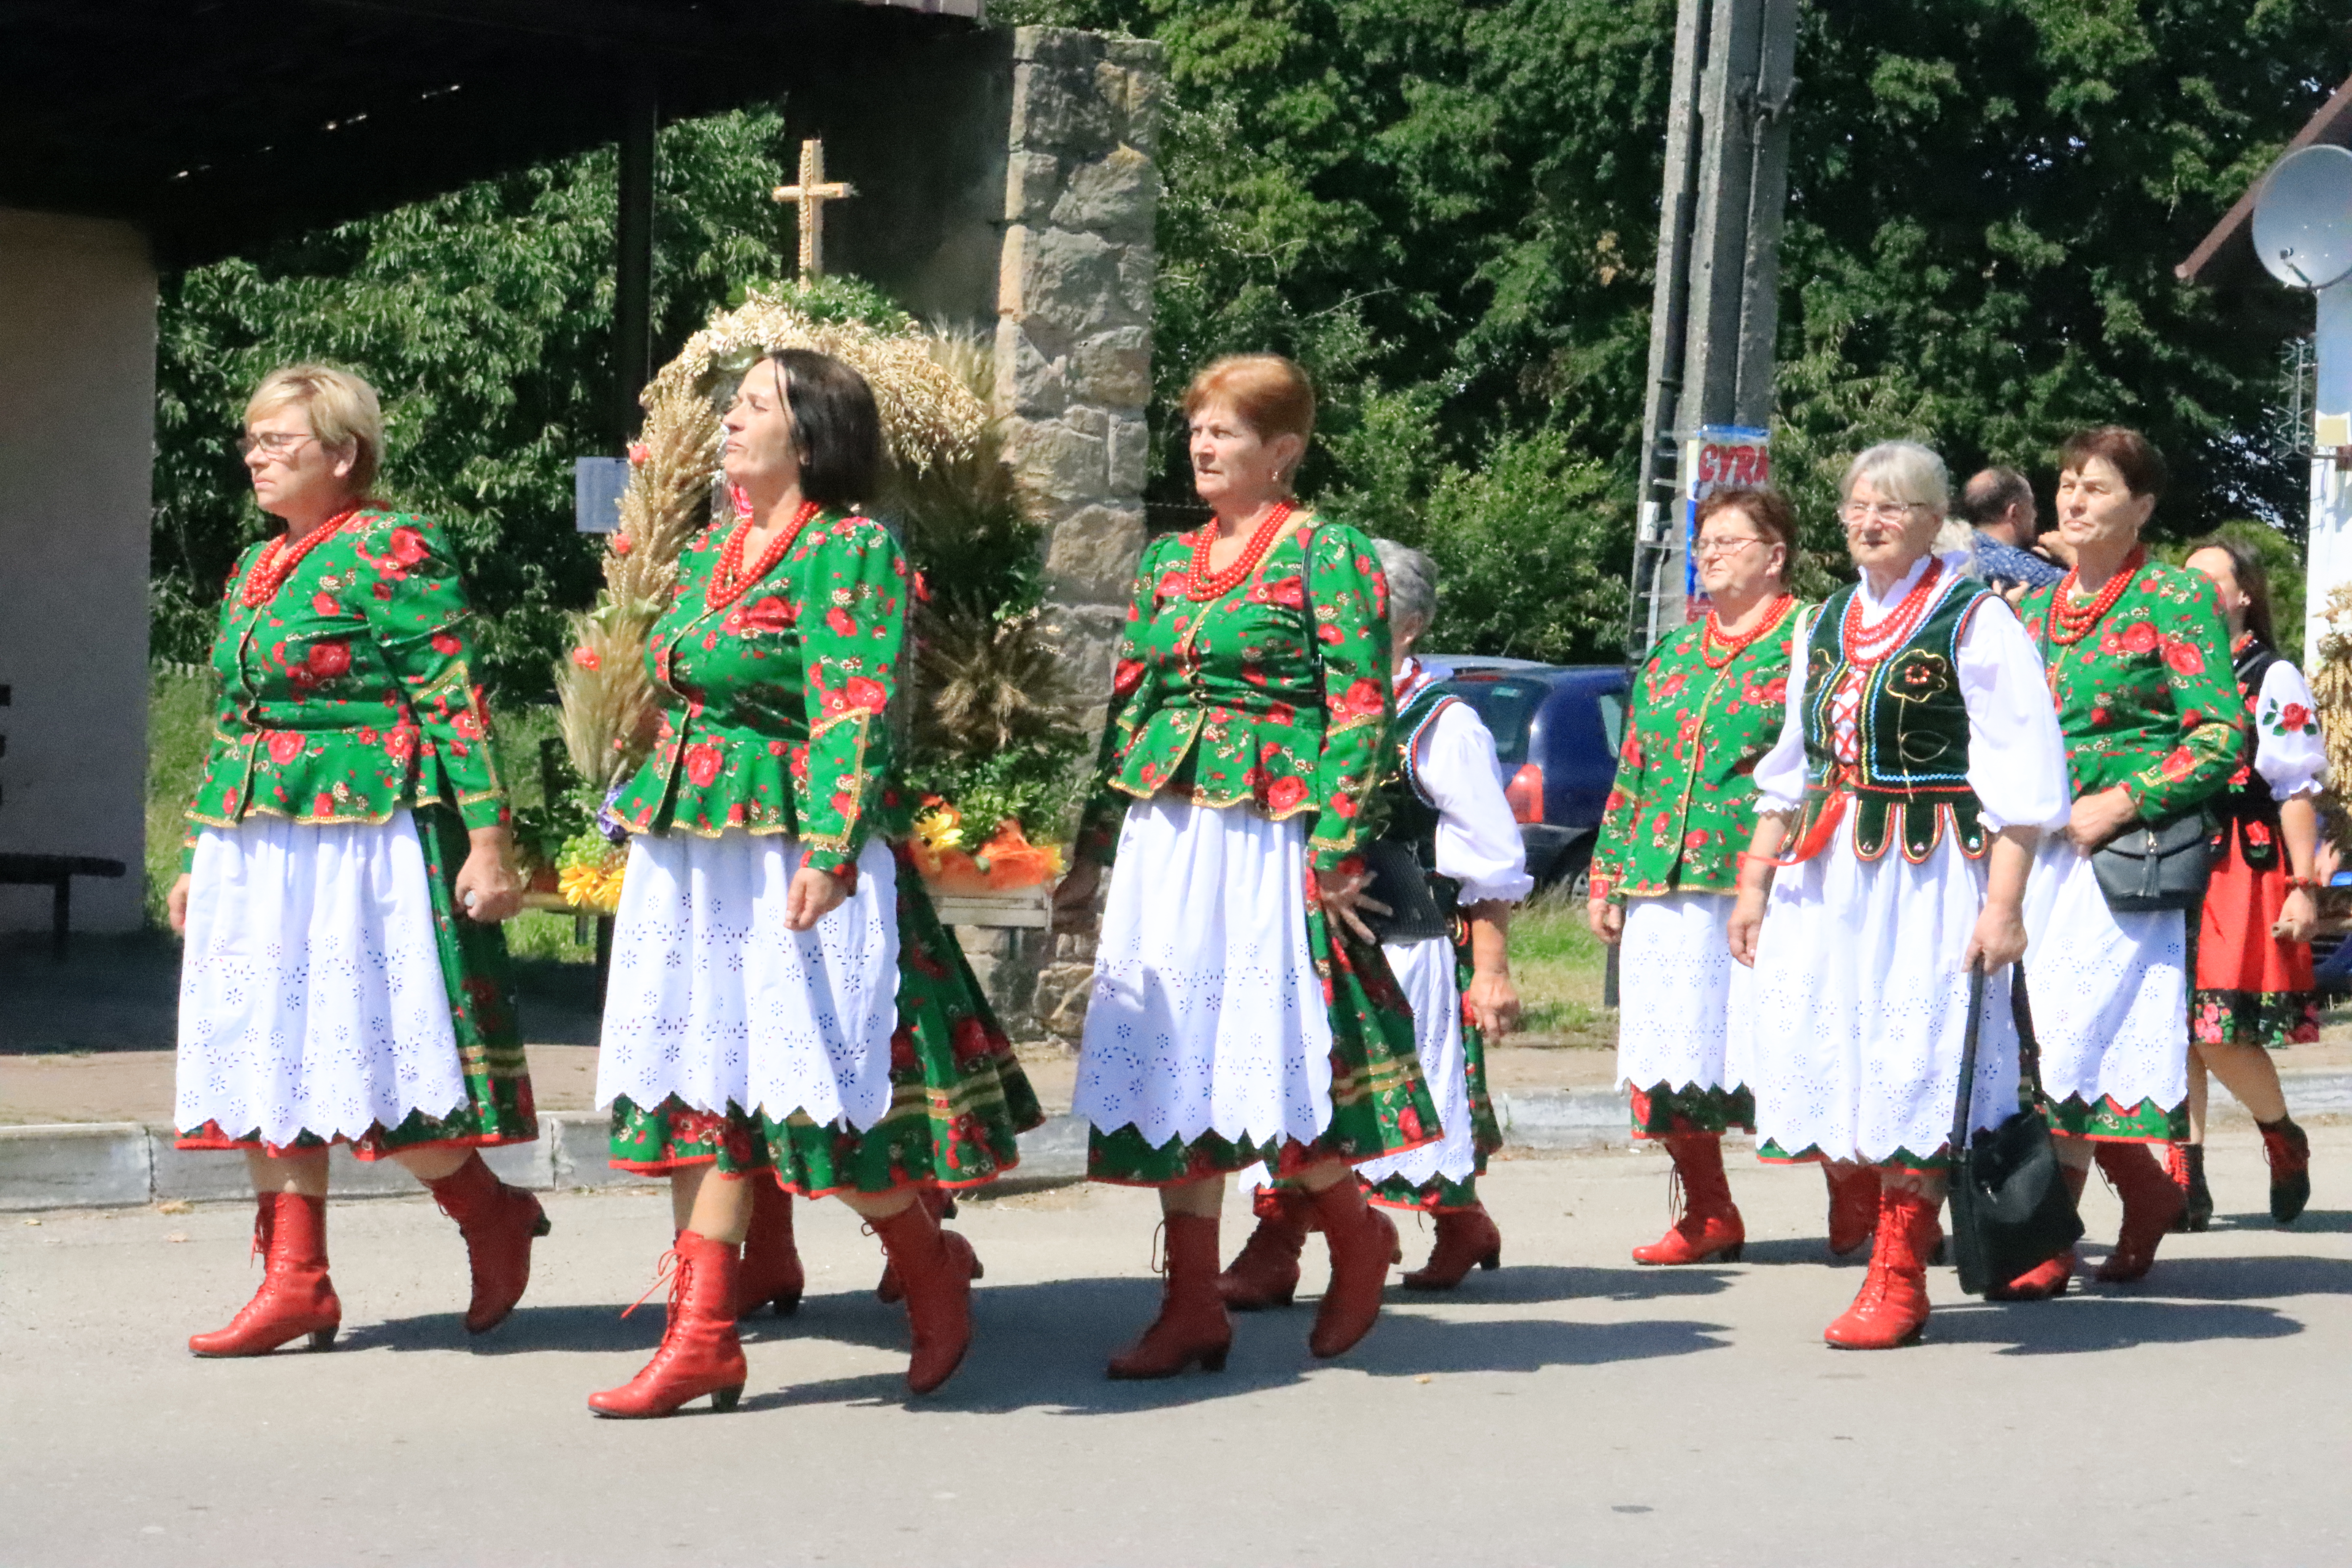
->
xmin=588 ymin=350 xmax=1038 ymax=1418
xmin=1053 ymin=354 xmax=1439 ymax=1379
xmin=171 ymin=365 xmax=547 ymax=1359
xmin=2008 ymin=427 xmax=2245 ymax=1296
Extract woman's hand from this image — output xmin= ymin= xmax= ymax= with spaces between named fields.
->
xmin=1052 ymin=859 xmax=1103 ymax=923
xmin=1316 ymin=863 xmax=1392 ymax=945
xmin=2065 ymin=785 xmax=2138 ymax=854
xmin=1464 ymin=970 xmax=1520 ymax=1038
xmin=1962 ymin=901 xmax=2030 ymax=973
xmin=167 ymin=874 xmax=192 ymax=935
xmin=2276 ymin=887 xmax=2319 ymax=945
xmin=455 ymin=829 xmax=523 ymax=923
xmin=1586 ymin=896 xmax=1624 ymax=945
xmin=1727 ymin=886 xmax=1768 ymax=968
xmin=784 ymin=864 xmax=849 ymax=931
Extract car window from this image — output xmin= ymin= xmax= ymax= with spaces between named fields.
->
xmin=1438 ymin=677 xmax=1550 ymax=767
xmin=1596 ymin=691 xmax=1625 ymax=755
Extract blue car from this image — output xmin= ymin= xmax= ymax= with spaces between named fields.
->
xmin=1429 ymin=657 xmax=1629 ymax=893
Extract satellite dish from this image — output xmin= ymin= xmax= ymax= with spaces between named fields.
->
xmin=2252 ymin=144 xmax=2352 ymax=290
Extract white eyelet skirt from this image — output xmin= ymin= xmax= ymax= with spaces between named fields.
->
xmin=1614 ymin=890 xmax=1752 ymax=1096
xmin=1074 ymin=798 xmax=1335 ymax=1153
xmin=595 ymin=831 xmax=901 ymax=1131
xmin=1352 ymin=933 xmax=1474 ymax=1188
xmin=174 ymin=811 xmax=466 ymax=1147
xmin=2020 ymin=839 xmax=2188 ymax=1116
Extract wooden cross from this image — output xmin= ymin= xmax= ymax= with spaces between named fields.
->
xmin=771 ymin=139 xmax=856 ymax=279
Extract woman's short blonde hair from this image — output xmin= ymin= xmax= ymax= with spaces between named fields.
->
xmin=244 ymin=363 xmax=384 ymax=493
xmin=1181 ymin=354 xmax=1317 ymax=443
xmin=1840 ymin=440 xmax=1949 ymax=516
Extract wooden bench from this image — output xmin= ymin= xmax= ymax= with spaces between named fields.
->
xmin=0 ymin=854 xmax=128 ymax=959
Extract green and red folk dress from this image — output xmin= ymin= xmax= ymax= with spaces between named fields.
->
xmin=1069 ymin=515 xmax=1441 ymax=1186
xmin=2017 ymin=555 xmax=2245 ymax=1142
xmin=595 ymin=507 xmax=1039 ymax=1195
xmin=1590 ymin=598 xmax=1802 ymax=1138
xmin=173 ymin=507 xmax=536 ymax=1159
xmin=1354 ymin=658 xmax=1533 ymax=1213
xmin=2193 ymin=637 xmax=2324 ymax=1048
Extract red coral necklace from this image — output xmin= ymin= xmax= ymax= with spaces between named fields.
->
xmin=1839 ymin=557 xmax=1943 ymax=669
xmin=1186 ymin=500 xmax=1294 ymax=601
xmin=239 ymin=503 xmax=364 ymax=608
xmin=2047 ymin=546 xmax=2145 ymax=646
xmin=1702 ymin=592 xmax=1795 ymax=669
xmin=708 ymin=500 xmax=820 ymax=611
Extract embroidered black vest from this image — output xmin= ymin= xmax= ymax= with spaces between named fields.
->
xmin=1362 ymin=682 xmax=1462 ymax=944
xmin=1799 ymin=573 xmax=1994 ymax=862
xmin=2216 ymin=638 xmax=2282 ymax=867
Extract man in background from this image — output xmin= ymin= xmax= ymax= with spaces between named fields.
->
xmin=1960 ymin=465 xmax=2067 ymax=596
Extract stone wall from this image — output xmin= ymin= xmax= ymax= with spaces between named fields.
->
xmin=989 ymin=25 xmax=1166 ymax=1042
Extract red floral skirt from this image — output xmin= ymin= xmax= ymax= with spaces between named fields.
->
xmin=2193 ymin=835 xmax=2318 ymax=1049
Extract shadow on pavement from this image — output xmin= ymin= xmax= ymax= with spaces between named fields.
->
xmin=2078 ymin=1251 xmax=2352 ymax=1303
xmin=2200 ymin=1207 xmax=2352 ymax=1235
xmin=1931 ymin=1295 xmax=2304 ymax=1356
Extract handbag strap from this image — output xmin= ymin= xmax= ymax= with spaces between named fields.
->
xmin=1948 ymin=957 xmax=1988 ymax=1163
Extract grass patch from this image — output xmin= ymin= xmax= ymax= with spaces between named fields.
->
xmin=1510 ymin=889 xmax=1613 ymax=1046
xmin=507 ymin=908 xmax=599 ymax=965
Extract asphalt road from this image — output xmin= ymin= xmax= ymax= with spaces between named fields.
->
xmin=5 ymin=1131 xmax=2350 ymax=1568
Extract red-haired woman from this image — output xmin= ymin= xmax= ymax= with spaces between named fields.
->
xmin=588 ymin=349 xmax=1037 ymax=1417
xmin=171 ymin=364 xmax=545 ymax=1357
xmin=1053 ymin=353 xmax=1439 ymax=1378
xmin=2178 ymin=537 xmax=2324 ymax=1227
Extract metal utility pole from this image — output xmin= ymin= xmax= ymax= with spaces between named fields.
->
xmin=1626 ymin=0 xmax=1798 ymax=660
xmin=612 ymin=74 xmax=659 ymax=445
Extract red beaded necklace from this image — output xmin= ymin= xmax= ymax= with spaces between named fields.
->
xmin=1839 ymin=557 xmax=1943 ymax=669
xmin=708 ymin=499 xmax=820 ymax=611
xmin=1185 ymin=500 xmax=1295 ymax=601
xmin=1701 ymin=592 xmax=1796 ymax=669
xmin=2047 ymin=546 xmax=2145 ymax=646
xmin=239 ymin=503 xmax=365 ymax=609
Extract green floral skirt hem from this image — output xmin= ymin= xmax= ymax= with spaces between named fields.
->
xmin=2040 ymin=1093 xmax=2187 ymax=1143
xmin=1365 ymin=1170 xmax=1481 ymax=1213
xmin=2191 ymin=987 xmax=2321 ymax=1050
xmin=1757 ymin=1137 xmax=1947 ymax=1173
xmin=1628 ymin=1082 xmax=1756 ymax=1139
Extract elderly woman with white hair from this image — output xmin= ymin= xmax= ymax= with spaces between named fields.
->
xmin=1221 ymin=540 xmax=1530 ymax=1301
xmin=1729 ymin=441 xmax=2072 ymax=1349
xmin=168 ymin=363 xmax=542 ymax=1358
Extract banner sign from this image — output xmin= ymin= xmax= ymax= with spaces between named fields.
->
xmin=1679 ymin=425 xmax=1770 ymax=619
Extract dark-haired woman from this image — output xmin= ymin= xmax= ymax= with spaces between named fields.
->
xmin=1053 ymin=353 xmax=1439 ymax=1377
xmin=588 ymin=349 xmax=1037 ymax=1417
xmin=2009 ymin=428 xmax=2243 ymax=1296
xmin=2177 ymin=538 xmax=2324 ymax=1227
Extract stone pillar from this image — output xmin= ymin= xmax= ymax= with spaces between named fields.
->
xmin=994 ymin=26 xmax=1165 ymax=1043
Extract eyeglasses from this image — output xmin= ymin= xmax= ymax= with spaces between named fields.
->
xmin=240 ymin=431 xmax=316 ymax=459
xmin=1839 ymin=500 xmax=1919 ymax=524
xmin=1693 ymin=536 xmax=1769 ymax=560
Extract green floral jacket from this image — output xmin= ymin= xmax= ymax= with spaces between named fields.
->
xmin=1591 ymin=603 xmax=1802 ymax=900
xmin=183 ymin=508 xmax=507 ymax=869
xmin=1076 ymin=518 xmax=1393 ymax=873
xmin=609 ymin=510 xmax=909 ymax=875
xmin=2018 ymin=558 xmax=2244 ymax=822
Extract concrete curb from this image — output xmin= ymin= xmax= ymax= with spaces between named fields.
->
xmin=2 ymin=1070 xmax=2345 ymax=1210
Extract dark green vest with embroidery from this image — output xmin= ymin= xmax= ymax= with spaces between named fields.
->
xmin=1800 ymin=576 xmax=1993 ymax=862
xmin=1362 ymin=683 xmax=1460 ymax=943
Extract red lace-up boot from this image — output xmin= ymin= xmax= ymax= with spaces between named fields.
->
xmin=1632 ymin=1134 xmax=1746 ymax=1265
xmin=1306 ymin=1179 xmax=1400 ymax=1358
xmin=2094 ymin=1141 xmax=2185 ymax=1282
xmin=735 ymin=1175 xmax=805 ymax=1319
xmin=1401 ymin=1204 xmax=1503 ymax=1290
xmin=190 ymin=1192 xmax=341 ymax=1357
xmin=1218 ymin=1186 xmax=1313 ymax=1308
xmin=871 ymin=1199 xmax=978 ymax=1394
xmin=1108 ymin=1214 xmax=1233 ymax=1379
xmin=589 ymin=1231 xmax=748 ymax=1418
xmin=1824 ymin=1182 xmax=1940 ymax=1349
xmin=1990 ymin=1158 xmax=2085 ymax=1299
xmin=422 ymin=1151 xmax=551 ymax=1334
xmin=1824 ymin=1162 xmax=1879 ymax=1257
xmin=2258 ymin=1116 xmax=2312 ymax=1226
xmin=877 ymin=1188 xmax=980 ymax=1304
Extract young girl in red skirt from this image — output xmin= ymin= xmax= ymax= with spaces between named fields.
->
xmin=2180 ymin=538 xmax=2325 ymax=1228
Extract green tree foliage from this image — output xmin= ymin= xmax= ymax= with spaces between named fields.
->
xmin=152 ymin=109 xmax=796 ymax=697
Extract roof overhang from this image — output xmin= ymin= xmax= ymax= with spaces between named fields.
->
xmin=0 ymin=0 xmax=985 ymax=268
xmin=2178 ymin=70 xmax=2352 ymax=287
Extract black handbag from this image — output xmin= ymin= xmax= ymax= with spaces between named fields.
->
xmin=1946 ymin=959 xmax=2083 ymax=1297
xmin=2089 ymin=811 xmax=2212 ymax=914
